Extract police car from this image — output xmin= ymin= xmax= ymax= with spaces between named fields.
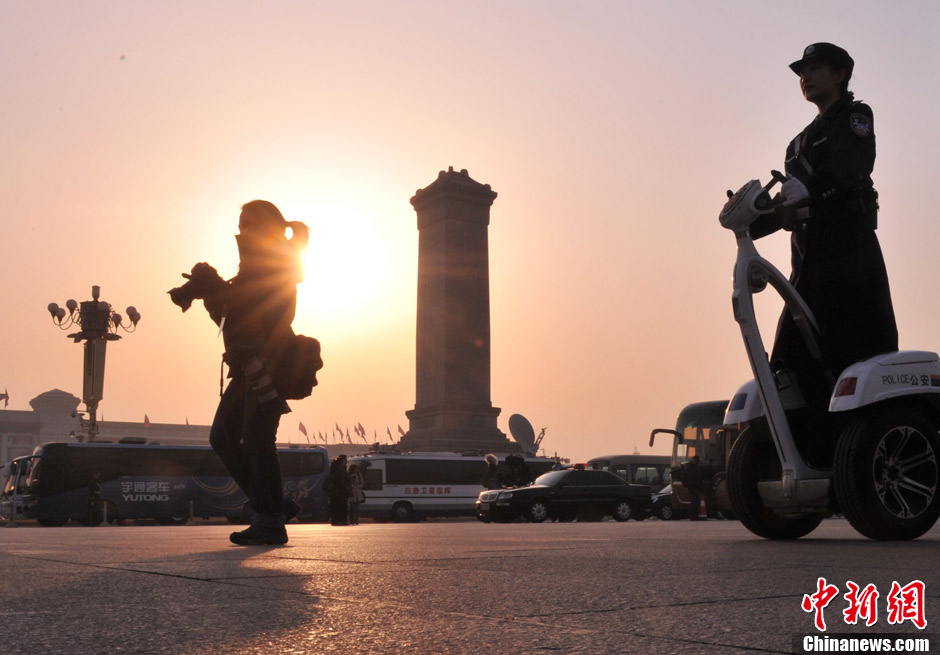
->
xmin=476 ymin=467 xmax=652 ymax=523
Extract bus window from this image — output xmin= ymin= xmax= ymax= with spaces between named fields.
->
xmin=362 ymin=467 xmax=383 ymax=491
xmin=659 ymin=466 xmax=672 ymax=485
xmin=385 ymin=459 xmax=486 ymax=486
xmin=633 ymin=466 xmax=661 ymax=486
xmin=281 ymin=451 xmax=326 ymax=478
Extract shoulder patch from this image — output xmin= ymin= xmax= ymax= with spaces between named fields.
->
xmin=850 ymin=113 xmax=872 ymax=137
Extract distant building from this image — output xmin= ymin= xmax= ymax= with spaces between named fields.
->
xmin=0 ymin=389 xmax=374 ymax=466
xmin=0 ymin=389 xmax=210 ymax=465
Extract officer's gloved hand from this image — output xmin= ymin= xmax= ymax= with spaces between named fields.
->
xmin=781 ymin=176 xmax=810 ymax=207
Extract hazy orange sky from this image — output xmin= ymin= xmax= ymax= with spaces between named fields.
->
xmin=2 ymin=2 xmax=939 ymax=463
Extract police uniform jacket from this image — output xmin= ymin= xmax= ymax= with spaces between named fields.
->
xmin=755 ymin=94 xmax=898 ymax=399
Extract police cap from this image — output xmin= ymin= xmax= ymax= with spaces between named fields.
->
xmin=789 ymin=43 xmax=854 ymax=77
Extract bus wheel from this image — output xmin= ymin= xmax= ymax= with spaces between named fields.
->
xmin=158 ymin=515 xmax=188 ymax=526
xmin=38 ymin=517 xmax=69 ymax=527
xmin=392 ymin=501 xmax=414 ymax=523
xmin=527 ymin=499 xmax=550 ymax=523
xmin=612 ymin=499 xmax=633 ymax=522
xmin=834 ymin=406 xmax=940 ymax=540
xmin=727 ymin=426 xmax=822 ymax=540
xmin=102 ymin=501 xmax=120 ymax=525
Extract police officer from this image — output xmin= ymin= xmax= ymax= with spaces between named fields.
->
xmin=754 ymin=43 xmax=898 ymax=463
xmin=685 ymin=456 xmax=704 ymax=520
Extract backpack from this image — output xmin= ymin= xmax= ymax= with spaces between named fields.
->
xmin=267 ymin=333 xmax=323 ymax=400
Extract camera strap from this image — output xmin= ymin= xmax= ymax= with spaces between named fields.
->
xmin=218 ymin=310 xmax=227 ymax=396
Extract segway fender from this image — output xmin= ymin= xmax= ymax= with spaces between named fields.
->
xmin=724 ymin=378 xmax=807 ymax=425
xmin=829 ymin=350 xmax=940 ymax=412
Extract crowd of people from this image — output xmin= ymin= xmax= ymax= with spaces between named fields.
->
xmin=323 ymin=454 xmax=366 ymax=526
xmin=482 ymin=453 xmax=536 ymax=490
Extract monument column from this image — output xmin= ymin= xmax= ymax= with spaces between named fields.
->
xmin=399 ymin=168 xmax=515 ymax=453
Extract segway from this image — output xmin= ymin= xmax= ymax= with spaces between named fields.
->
xmin=719 ymin=172 xmax=940 ymax=540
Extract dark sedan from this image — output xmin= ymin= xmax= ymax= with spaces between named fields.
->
xmin=476 ymin=468 xmax=652 ymax=523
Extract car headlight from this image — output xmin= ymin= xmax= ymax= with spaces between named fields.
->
xmin=497 ymin=491 xmax=513 ymax=500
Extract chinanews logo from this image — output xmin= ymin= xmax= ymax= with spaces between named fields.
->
xmin=792 ymin=578 xmax=934 ymax=655
xmin=801 ymin=577 xmax=926 ymax=631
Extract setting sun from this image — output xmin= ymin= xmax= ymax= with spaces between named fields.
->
xmin=290 ymin=195 xmax=414 ymax=335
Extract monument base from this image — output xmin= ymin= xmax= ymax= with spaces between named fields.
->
xmin=400 ymin=405 xmax=519 ymax=454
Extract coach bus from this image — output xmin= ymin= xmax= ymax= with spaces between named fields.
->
xmin=647 ymin=399 xmax=734 ymax=518
xmin=349 ymin=451 xmax=557 ymax=522
xmin=0 ymin=457 xmax=30 ymax=523
xmin=585 ymin=454 xmax=673 ymax=493
xmin=9 ymin=441 xmax=328 ymax=526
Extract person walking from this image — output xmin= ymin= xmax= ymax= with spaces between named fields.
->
xmin=176 ymin=200 xmax=310 ymax=546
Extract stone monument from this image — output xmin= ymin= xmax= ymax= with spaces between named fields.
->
xmin=398 ymin=168 xmax=517 ymax=453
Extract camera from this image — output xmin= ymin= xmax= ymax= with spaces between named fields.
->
xmin=168 ymin=263 xmax=225 ymax=312
xmin=168 ymin=280 xmax=199 ymax=312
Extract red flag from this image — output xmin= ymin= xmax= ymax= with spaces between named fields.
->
xmin=0 ymin=388 xmax=8 ymax=408
xmin=144 ymin=414 xmax=151 ymax=428
xmin=386 ymin=426 xmax=392 ymax=439
xmin=398 ymin=424 xmax=405 ymax=436
xmin=357 ymin=422 xmax=365 ymax=436
xmin=298 ymin=422 xmax=308 ymax=437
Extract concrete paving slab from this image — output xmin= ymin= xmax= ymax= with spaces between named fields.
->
xmin=1 ymin=518 xmax=936 ymax=654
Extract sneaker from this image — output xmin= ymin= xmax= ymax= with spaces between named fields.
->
xmin=230 ymin=521 xmax=288 ymax=546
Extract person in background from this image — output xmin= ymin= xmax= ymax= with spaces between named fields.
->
xmin=324 ymin=455 xmax=351 ymax=526
xmin=348 ymin=463 xmax=365 ymax=525
xmin=685 ymin=456 xmax=703 ymax=520
xmin=482 ymin=453 xmax=500 ymax=490
xmin=87 ymin=471 xmax=102 ymax=526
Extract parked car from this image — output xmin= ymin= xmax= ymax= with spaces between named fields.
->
xmin=652 ymin=483 xmax=685 ymax=520
xmin=476 ymin=468 xmax=651 ymax=523
xmin=651 ymin=483 xmax=735 ymax=521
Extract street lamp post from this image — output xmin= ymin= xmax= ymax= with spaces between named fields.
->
xmin=47 ymin=285 xmax=140 ymax=442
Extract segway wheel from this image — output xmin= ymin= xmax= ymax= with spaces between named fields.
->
xmin=834 ymin=406 xmax=940 ymax=540
xmin=727 ymin=426 xmax=823 ymax=540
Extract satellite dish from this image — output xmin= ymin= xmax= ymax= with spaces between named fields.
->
xmin=509 ymin=414 xmax=536 ymax=456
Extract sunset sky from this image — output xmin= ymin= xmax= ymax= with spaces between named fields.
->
xmin=2 ymin=2 xmax=939 ymax=463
